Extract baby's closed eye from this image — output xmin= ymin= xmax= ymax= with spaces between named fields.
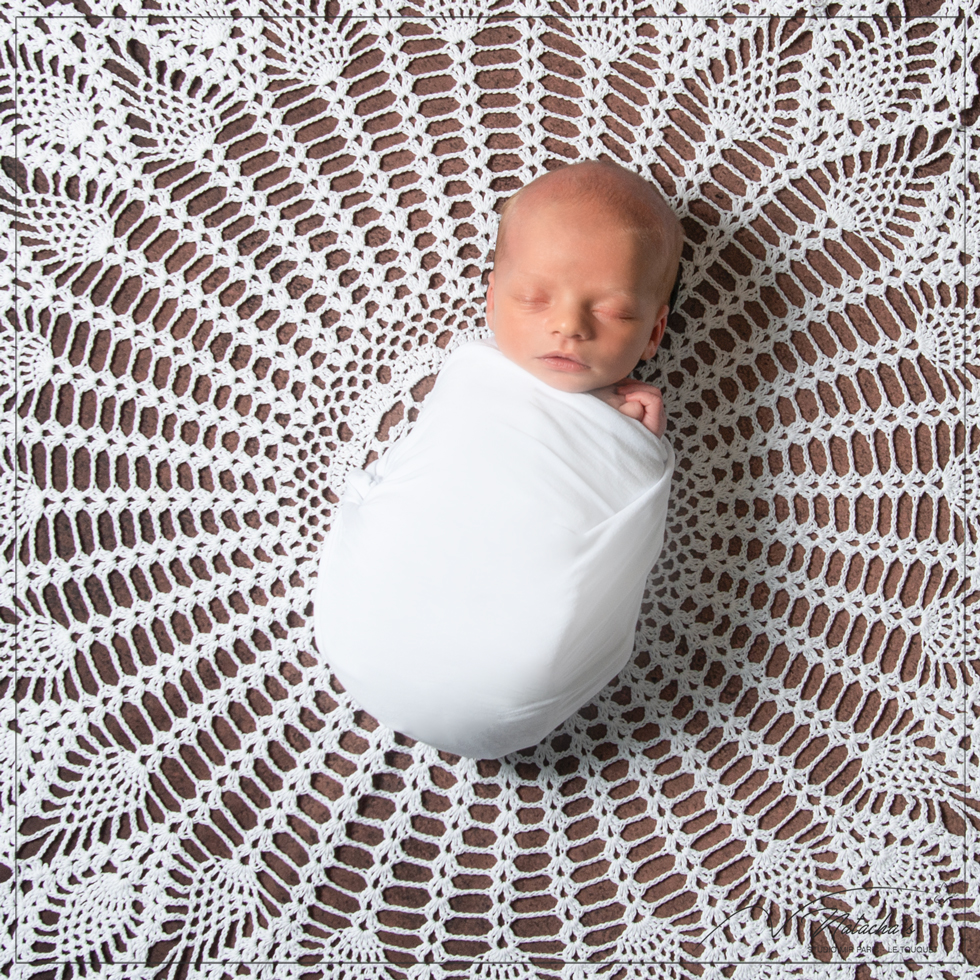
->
xmin=593 ymin=306 xmax=637 ymax=321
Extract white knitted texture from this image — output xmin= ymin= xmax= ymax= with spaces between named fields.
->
xmin=2 ymin=2 xmax=978 ymax=978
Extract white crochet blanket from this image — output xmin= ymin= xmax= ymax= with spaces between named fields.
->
xmin=3 ymin=1 xmax=978 ymax=976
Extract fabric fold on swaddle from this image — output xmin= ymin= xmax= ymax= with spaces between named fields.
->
xmin=314 ymin=337 xmax=674 ymax=758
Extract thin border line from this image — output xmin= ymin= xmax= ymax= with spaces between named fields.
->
xmin=9 ymin=9 xmax=972 ymax=971
xmin=959 ymin=0 xmax=964 ymax=934
xmin=17 ymin=12 xmax=965 ymax=18
xmin=961 ymin=4 xmax=972 ymax=932
xmin=12 ymin=8 xmax=18 ymax=972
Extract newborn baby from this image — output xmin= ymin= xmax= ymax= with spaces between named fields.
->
xmin=315 ymin=161 xmax=682 ymax=758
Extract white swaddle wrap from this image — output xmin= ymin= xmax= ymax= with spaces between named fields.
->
xmin=314 ymin=337 xmax=674 ymax=758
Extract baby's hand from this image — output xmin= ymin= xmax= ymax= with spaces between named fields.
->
xmin=616 ymin=381 xmax=666 ymax=437
xmin=593 ymin=381 xmax=666 ymax=437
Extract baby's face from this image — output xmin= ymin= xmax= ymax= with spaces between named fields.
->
xmin=486 ymin=199 xmax=668 ymax=393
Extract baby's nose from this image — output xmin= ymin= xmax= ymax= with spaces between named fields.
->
xmin=555 ymin=304 xmax=593 ymax=339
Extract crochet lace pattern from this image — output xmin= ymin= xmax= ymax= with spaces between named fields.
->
xmin=3 ymin=1 xmax=979 ymax=977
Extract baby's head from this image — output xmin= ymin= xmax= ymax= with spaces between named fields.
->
xmin=486 ymin=160 xmax=683 ymax=393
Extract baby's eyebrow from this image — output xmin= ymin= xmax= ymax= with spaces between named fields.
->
xmin=592 ymin=289 xmax=642 ymax=303
xmin=509 ymin=277 xmax=552 ymax=294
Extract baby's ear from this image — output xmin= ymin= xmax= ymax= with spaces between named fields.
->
xmin=485 ymin=271 xmax=495 ymax=318
xmin=642 ymin=303 xmax=669 ymax=359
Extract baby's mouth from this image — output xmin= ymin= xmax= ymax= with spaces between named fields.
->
xmin=539 ymin=351 xmax=588 ymax=372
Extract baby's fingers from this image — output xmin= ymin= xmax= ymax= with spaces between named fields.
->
xmin=620 ymin=389 xmax=666 ymax=437
xmin=651 ymin=399 xmax=667 ymax=438
xmin=617 ymin=399 xmax=645 ymax=421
